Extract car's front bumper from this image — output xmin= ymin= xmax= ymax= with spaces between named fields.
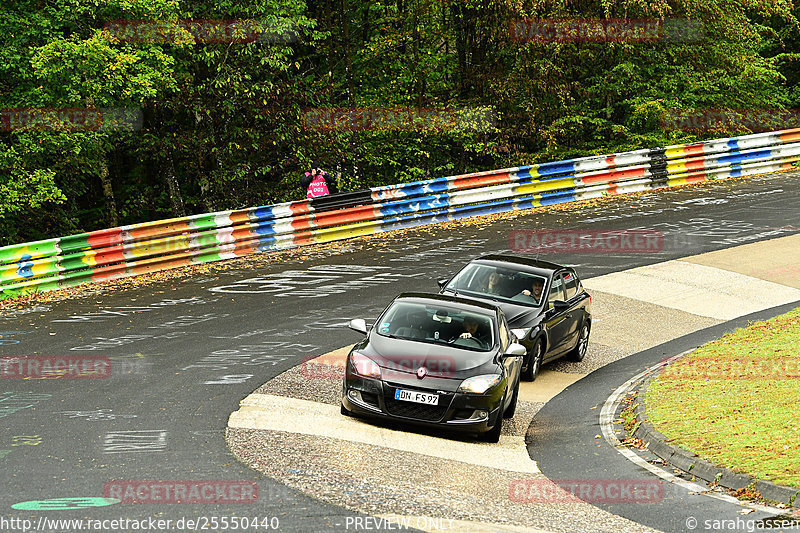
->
xmin=341 ymin=374 xmax=504 ymax=434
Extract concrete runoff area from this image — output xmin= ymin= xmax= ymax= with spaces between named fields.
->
xmin=228 ymin=234 xmax=800 ymax=532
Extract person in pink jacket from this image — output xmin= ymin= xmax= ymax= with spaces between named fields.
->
xmin=301 ymin=162 xmax=338 ymax=198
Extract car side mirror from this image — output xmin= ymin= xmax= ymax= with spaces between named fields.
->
xmin=552 ymin=300 xmax=570 ymax=311
xmin=503 ymin=343 xmax=527 ymax=357
xmin=348 ymin=318 xmax=368 ymax=335
xmin=437 ymin=278 xmax=449 ymax=290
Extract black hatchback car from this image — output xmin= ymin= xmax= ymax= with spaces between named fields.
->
xmin=340 ymin=293 xmax=526 ymax=442
xmin=438 ymin=255 xmax=591 ymax=381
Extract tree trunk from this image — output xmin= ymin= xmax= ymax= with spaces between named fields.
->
xmin=340 ymin=0 xmax=356 ymax=106
xmin=195 ymin=109 xmax=217 ymax=213
xmin=163 ymin=148 xmax=186 ymax=217
xmin=98 ymin=157 xmax=119 ymax=227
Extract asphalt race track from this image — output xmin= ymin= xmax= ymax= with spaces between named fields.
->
xmin=2 ymin=171 xmax=800 ymax=533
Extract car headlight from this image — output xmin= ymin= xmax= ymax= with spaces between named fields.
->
xmin=350 ymin=351 xmax=381 ymax=379
xmin=511 ymin=327 xmax=532 ymax=341
xmin=458 ymin=374 xmax=502 ymax=394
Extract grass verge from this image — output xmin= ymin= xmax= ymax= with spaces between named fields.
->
xmin=646 ymin=307 xmax=800 ymax=489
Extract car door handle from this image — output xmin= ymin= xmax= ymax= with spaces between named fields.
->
xmin=565 ymin=314 xmax=572 ymax=319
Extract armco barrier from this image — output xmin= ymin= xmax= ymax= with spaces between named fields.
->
xmin=2 ymin=128 xmax=800 ymax=296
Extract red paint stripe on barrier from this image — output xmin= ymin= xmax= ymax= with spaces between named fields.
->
xmin=90 ymin=263 xmax=128 ymax=282
xmin=292 ymin=230 xmax=314 ymax=247
xmin=683 ymin=143 xmax=705 ymax=157
xmin=452 ymin=172 xmax=511 ymax=190
xmin=289 ymin=201 xmax=312 ymax=216
xmin=291 ymin=213 xmax=315 ymax=232
xmin=129 ymin=221 xmax=191 ymax=240
xmin=582 ymin=167 xmax=646 ymax=185
xmin=606 ymin=155 xmax=615 ymax=165
xmin=87 ymin=228 xmax=123 ymax=249
xmin=93 ymin=248 xmax=126 ymax=266
xmin=780 ymin=129 xmax=800 ymax=143
xmin=233 ymin=244 xmax=256 ymax=256
xmin=130 ymin=252 xmax=193 ymax=275
xmin=314 ymin=206 xmax=379 ymax=228
xmin=683 ymin=171 xmax=707 ymax=183
xmin=229 ymin=210 xmax=251 ymax=224
xmin=231 ymin=227 xmax=255 ymax=242
xmin=684 ymin=158 xmax=706 ymax=172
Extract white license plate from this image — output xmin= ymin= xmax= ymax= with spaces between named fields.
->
xmin=394 ymin=388 xmax=439 ymax=405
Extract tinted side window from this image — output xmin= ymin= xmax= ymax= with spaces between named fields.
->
xmin=564 ymin=271 xmax=579 ymax=300
xmin=548 ymin=275 xmax=565 ymax=307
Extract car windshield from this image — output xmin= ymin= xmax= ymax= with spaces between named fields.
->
xmin=445 ymin=263 xmax=547 ymax=307
xmin=375 ymin=301 xmax=495 ymax=352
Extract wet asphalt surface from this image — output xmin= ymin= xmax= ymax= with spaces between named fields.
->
xmin=529 ymin=300 xmax=800 ymax=533
xmin=1 ymin=171 xmax=799 ymax=532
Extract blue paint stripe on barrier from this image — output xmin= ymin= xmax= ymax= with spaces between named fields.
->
xmin=718 ymin=149 xmax=773 ymax=165
xmin=540 ymin=193 xmax=576 ymax=205
xmin=253 ymin=222 xmax=278 ymax=236
xmin=534 ymin=161 xmax=577 ymax=176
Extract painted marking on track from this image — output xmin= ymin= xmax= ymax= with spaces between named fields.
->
xmin=582 ymin=260 xmax=800 ymax=320
xmin=208 ymin=264 xmax=425 ymax=297
xmin=102 ymin=430 xmax=167 ymax=454
xmin=60 ymin=409 xmax=137 ymax=421
xmin=0 ymin=392 xmax=50 ymax=419
xmin=12 ymin=497 xmax=120 ymax=510
xmin=229 ymin=393 xmax=539 ymax=474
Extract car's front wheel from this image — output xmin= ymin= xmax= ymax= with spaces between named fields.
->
xmin=483 ymin=411 xmax=503 ymax=443
xmin=503 ymin=378 xmax=520 ymax=419
xmin=521 ymin=340 xmax=543 ymax=381
xmin=567 ymin=322 xmax=590 ymax=362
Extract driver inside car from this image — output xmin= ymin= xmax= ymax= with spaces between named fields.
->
xmin=452 ymin=315 xmax=491 ymax=347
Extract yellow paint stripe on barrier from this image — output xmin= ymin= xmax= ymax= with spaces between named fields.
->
xmin=127 ymin=235 xmax=191 ymax=258
xmin=516 ymin=178 xmax=575 ymax=196
xmin=312 ymin=220 xmax=380 ymax=243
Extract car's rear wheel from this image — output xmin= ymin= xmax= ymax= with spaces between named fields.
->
xmin=521 ymin=340 xmax=543 ymax=381
xmin=503 ymin=378 xmax=520 ymax=419
xmin=567 ymin=322 xmax=590 ymax=362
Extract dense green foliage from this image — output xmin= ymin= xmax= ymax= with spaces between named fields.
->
xmin=1 ymin=0 xmax=798 ymax=244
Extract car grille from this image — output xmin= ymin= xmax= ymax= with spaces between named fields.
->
xmin=383 ymin=387 xmax=451 ymax=422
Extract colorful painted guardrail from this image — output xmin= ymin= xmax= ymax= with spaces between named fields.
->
xmin=2 ymin=128 xmax=800 ymax=296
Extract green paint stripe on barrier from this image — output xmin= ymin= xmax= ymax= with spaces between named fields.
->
xmin=0 ymin=240 xmax=60 ymax=264
xmin=58 ymin=233 xmax=93 ymax=254
xmin=190 ymin=213 xmax=221 ymax=231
